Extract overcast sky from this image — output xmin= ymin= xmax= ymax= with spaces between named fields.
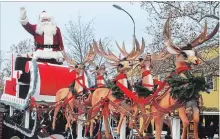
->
xmin=0 ymin=1 xmax=152 ymax=54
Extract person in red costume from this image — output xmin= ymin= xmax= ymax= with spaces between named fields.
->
xmin=20 ymin=7 xmax=64 ymax=64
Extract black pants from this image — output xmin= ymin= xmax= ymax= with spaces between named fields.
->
xmin=37 ymin=58 xmax=63 ymax=65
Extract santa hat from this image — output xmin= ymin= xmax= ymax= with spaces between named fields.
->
xmin=39 ymin=10 xmax=51 ymax=21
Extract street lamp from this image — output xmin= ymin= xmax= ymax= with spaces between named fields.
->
xmin=112 ymin=7 xmax=137 ymax=139
xmin=113 ymin=4 xmax=136 ymax=36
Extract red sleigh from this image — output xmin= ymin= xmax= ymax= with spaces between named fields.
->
xmin=1 ymin=55 xmax=76 ymax=107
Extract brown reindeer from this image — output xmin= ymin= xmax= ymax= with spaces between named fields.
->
xmin=151 ymin=18 xmax=219 ymax=139
xmin=52 ymin=45 xmax=95 ymax=131
xmin=131 ymin=52 xmax=171 ymax=135
xmin=116 ymin=39 xmax=171 ymax=136
xmin=89 ymin=38 xmax=145 ymax=138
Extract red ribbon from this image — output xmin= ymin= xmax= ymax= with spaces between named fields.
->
xmin=154 ymin=79 xmax=169 ymax=87
xmin=142 ymin=83 xmax=154 ymax=88
xmin=116 ymin=82 xmax=138 ymax=101
xmin=114 ymin=67 xmax=190 ymax=104
xmin=116 ymin=79 xmax=169 ymax=104
xmin=89 ymin=90 xmax=110 ymax=115
xmin=177 ymin=66 xmax=191 ymax=74
xmin=30 ymin=97 xmax=39 ymax=108
xmin=142 ymin=70 xmax=151 ymax=78
xmin=61 ymin=75 xmax=85 ymax=106
xmin=97 ymin=75 xmax=104 ymax=80
xmin=102 ymin=101 xmax=110 ymax=117
xmin=154 ymin=79 xmax=163 ymax=86
xmin=113 ymin=73 xmax=127 ymax=81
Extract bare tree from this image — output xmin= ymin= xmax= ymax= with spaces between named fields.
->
xmin=140 ymin=1 xmax=219 ymax=75
xmin=141 ymin=1 xmax=219 ymax=22
xmin=9 ymin=38 xmax=34 ymax=55
xmin=64 ymin=15 xmax=112 ymax=66
xmin=64 ymin=15 xmax=114 ymax=86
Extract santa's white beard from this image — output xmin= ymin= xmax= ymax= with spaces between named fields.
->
xmin=36 ymin=21 xmax=57 ymax=36
xmin=36 ymin=21 xmax=57 ymax=45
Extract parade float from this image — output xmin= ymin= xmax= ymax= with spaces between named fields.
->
xmin=0 ymin=5 xmax=219 ymax=139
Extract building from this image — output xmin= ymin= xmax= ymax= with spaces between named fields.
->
xmin=195 ymin=45 xmax=219 ymax=138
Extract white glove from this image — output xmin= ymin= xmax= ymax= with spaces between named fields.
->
xmin=20 ymin=7 xmax=27 ymax=20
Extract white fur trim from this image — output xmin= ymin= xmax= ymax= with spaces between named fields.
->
xmin=20 ymin=17 xmax=29 ymax=25
xmin=39 ymin=12 xmax=52 ymax=22
xmin=44 ymin=27 xmax=54 ymax=44
xmin=33 ymin=49 xmax=63 ymax=62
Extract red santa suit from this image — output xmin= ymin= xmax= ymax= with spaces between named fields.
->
xmin=20 ymin=10 xmax=64 ymax=63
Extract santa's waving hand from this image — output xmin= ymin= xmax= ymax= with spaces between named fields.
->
xmin=20 ymin=7 xmax=64 ymax=65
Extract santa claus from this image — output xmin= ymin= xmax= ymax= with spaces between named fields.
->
xmin=19 ymin=7 xmax=64 ymax=64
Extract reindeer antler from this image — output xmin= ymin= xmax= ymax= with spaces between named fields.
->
xmin=62 ymin=51 xmax=77 ymax=65
xmin=93 ymin=40 xmax=120 ymax=62
xmin=164 ymin=18 xmax=219 ymax=51
xmin=190 ymin=22 xmax=219 ymax=48
xmin=163 ymin=17 xmax=182 ymax=54
xmin=83 ymin=44 xmax=95 ymax=64
xmin=151 ymin=51 xmax=171 ymax=61
xmin=116 ymin=41 xmax=128 ymax=57
xmin=129 ymin=38 xmax=145 ymax=60
xmin=116 ymin=37 xmax=145 ymax=60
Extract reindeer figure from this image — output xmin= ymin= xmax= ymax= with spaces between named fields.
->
xmin=90 ymin=64 xmax=107 ymax=88
xmin=150 ymin=18 xmax=219 ymax=139
xmin=130 ymin=52 xmax=171 ymax=135
xmin=89 ymin=38 xmax=145 ymax=138
xmin=52 ymin=45 xmax=95 ymax=131
xmin=116 ymin=39 xmax=169 ymax=136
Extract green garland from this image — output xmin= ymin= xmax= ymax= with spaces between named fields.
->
xmin=69 ymin=81 xmax=88 ymax=97
xmin=106 ymin=81 xmax=124 ymax=99
xmin=134 ymin=82 xmax=153 ymax=97
xmin=166 ymin=71 xmax=208 ymax=102
xmin=106 ymin=80 xmax=153 ymax=99
xmin=106 ymin=80 xmax=132 ymax=99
